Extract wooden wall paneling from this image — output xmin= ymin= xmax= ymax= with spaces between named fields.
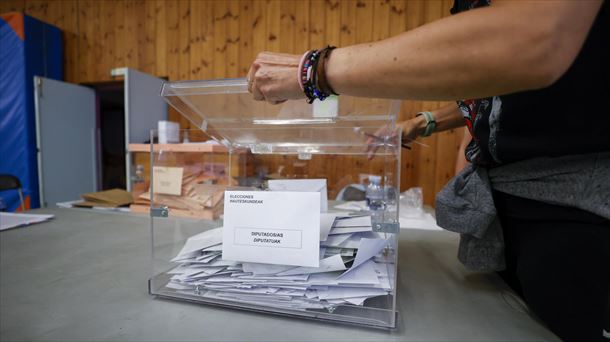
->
xmin=59 ymin=1 xmax=79 ymax=83
xmin=78 ymin=1 xmax=102 ymax=82
xmin=186 ymin=0 xmax=204 ymax=138
xmin=142 ymin=0 xmax=157 ymax=75
xmin=175 ymin=0 xmax=192 ymax=129
xmin=154 ymin=0 xmax=167 ymax=78
xmin=265 ymin=0 xmax=280 ymax=52
xmin=213 ymin=0 xmax=227 ymax=78
xmin=41 ymin=0 xmax=61 ymax=31
xmin=294 ymin=0 xmax=309 ymax=53
xmin=124 ymin=0 xmax=138 ymax=71
xmin=123 ymin=0 xmax=133 ymax=70
xmin=165 ymin=0 xmax=182 ymax=125
xmin=23 ymin=1 xmax=47 ymax=22
xmin=189 ymin=0 xmax=203 ymax=80
xmin=279 ymin=0 xmax=296 ymax=54
xmin=99 ymin=0 xmax=114 ymax=80
xmin=112 ymin=0 xmax=125 ymax=74
xmin=0 ymin=0 xmax=25 ymax=13
xmin=324 ymin=0 xmax=340 ymax=46
xmin=388 ymin=1 xmax=407 ymax=41
xmin=251 ymin=0 xmax=266 ymax=55
xmin=354 ymin=0 xmax=373 ymax=44
xmin=201 ymin=0 xmax=215 ymax=80
xmin=75 ymin=0 xmax=88 ymax=82
xmin=165 ymin=0 xmax=179 ymax=81
xmin=177 ymin=0 xmax=190 ymax=80
xmin=309 ymin=0 xmax=325 ymax=48
xmin=372 ymin=0 xmax=390 ymax=42
xmin=238 ymin=0 xmax=254 ymax=76
xmin=339 ymin=1 xmax=356 ymax=47
xmin=405 ymin=0 xmax=425 ymax=30
xmin=423 ymin=0 xmax=445 ymax=28
xmin=85 ymin=1 xmax=102 ymax=82
xmin=226 ymin=0 xmax=240 ymax=77
xmin=134 ymin=0 xmax=146 ymax=74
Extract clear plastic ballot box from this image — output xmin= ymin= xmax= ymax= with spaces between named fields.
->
xmin=148 ymin=78 xmax=402 ymax=329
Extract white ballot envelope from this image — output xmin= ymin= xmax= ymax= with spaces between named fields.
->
xmin=222 ymin=191 xmax=321 ymax=267
xmin=267 ymin=179 xmax=328 ymax=212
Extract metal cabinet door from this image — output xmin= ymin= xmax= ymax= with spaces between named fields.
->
xmin=112 ymin=67 xmax=168 ymax=191
xmin=34 ymin=76 xmax=97 ymax=207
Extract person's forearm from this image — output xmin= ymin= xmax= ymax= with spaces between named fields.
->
xmin=410 ymin=103 xmax=465 ymax=137
xmin=431 ymin=104 xmax=464 ymax=133
xmin=326 ymin=0 xmax=602 ymax=101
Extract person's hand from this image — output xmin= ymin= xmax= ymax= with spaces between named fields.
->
xmin=247 ymin=52 xmax=305 ymax=104
xmin=365 ymin=116 xmax=425 ymax=160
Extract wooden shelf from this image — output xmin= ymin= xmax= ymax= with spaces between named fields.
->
xmin=128 ymin=143 xmax=229 ymax=153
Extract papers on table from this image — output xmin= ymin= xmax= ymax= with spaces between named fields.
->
xmin=165 ymin=212 xmax=394 ymax=310
xmin=0 ymin=212 xmax=54 ymax=231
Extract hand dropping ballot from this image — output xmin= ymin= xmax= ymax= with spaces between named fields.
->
xmin=222 ymin=191 xmax=321 ymax=267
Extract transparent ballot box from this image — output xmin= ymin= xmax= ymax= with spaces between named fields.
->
xmin=149 ymin=78 xmax=402 ymax=329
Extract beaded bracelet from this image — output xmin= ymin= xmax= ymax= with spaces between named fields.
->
xmin=298 ymin=46 xmax=337 ymax=103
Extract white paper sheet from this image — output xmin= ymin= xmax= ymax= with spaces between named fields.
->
xmin=337 ymin=260 xmax=380 ymax=285
xmin=328 ymin=226 xmax=372 ymax=235
xmin=333 ymin=215 xmax=372 ymax=228
xmin=171 ymin=228 xmax=223 ymax=261
xmin=320 ymin=233 xmax=353 ymax=247
xmin=0 ymin=212 xmax=54 ymax=231
xmin=276 ymin=254 xmax=346 ymax=276
xmin=340 ymin=238 xmax=389 ymax=277
xmin=268 ymin=179 xmax=328 ymax=212
xmin=319 ymin=213 xmax=337 ymax=241
xmin=242 ymin=262 xmax=295 ymax=276
xmin=222 ymin=191 xmax=321 ymax=267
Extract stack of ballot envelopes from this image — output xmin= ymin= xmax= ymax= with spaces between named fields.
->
xmin=166 ymin=212 xmax=394 ymax=309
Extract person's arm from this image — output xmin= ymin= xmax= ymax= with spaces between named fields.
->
xmin=403 ymin=103 xmax=464 ymax=141
xmin=248 ymin=0 xmax=602 ymax=102
xmin=367 ymin=103 xmax=464 ymax=159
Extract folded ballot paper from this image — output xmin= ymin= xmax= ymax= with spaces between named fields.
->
xmin=165 ymin=212 xmax=394 ymax=310
xmin=268 ymin=179 xmax=328 ymax=212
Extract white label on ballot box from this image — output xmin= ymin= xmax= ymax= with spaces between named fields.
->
xmin=222 ymin=191 xmax=321 ymax=267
